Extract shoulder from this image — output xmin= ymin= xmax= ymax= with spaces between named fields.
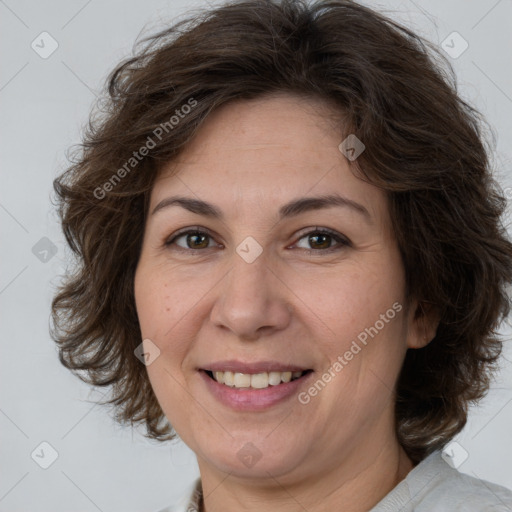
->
xmin=372 ymin=450 xmax=512 ymax=512
xmin=153 ymin=477 xmax=202 ymax=512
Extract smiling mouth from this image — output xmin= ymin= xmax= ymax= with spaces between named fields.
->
xmin=204 ymin=369 xmax=313 ymax=389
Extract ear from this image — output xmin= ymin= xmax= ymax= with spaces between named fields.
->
xmin=406 ymin=299 xmax=440 ymax=349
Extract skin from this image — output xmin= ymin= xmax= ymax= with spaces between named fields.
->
xmin=134 ymin=93 xmax=438 ymax=512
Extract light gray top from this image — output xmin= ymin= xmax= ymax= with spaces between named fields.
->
xmin=155 ymin=450 xmax=512 ymax=511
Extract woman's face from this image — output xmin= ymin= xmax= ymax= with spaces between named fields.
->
xmin=134 ymin=94 xmax=427 ymax=483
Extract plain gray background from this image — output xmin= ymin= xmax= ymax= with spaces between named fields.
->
xmin=1 ymin=0 xmax=511 ymax=510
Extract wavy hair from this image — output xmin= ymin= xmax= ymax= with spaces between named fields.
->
xmin=51 ymin=0 xmax=512 ymax=464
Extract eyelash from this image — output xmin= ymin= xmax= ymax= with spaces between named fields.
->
xmin=164 ymin=226 xmax=351 ymax=256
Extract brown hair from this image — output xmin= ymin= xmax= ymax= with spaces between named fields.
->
xmin=51 ymin=0 xmax=512 ymax=464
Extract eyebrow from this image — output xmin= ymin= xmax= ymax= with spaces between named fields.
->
xmin=151 ymin=193 xmax=372 ymax=223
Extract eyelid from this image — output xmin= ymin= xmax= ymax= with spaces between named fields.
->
xmin=291 ymin=226 xmax=351 ymax=254
xmin=292 ymin=226 xmax=351 ymax=245
xmin=165 ymin=226 xmax=220 ymax=247
xmin=164 ymin=225 xmax=351 ymax=253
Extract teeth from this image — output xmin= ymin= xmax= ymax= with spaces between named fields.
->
xmin=234 ymin=372 xmax=251 ymax=388
xmin=281 ymin=372 xmax=292 ymax=383
xmin=222 ymin=371 xmax=234 ymax=387
xmin=210 ymin=370 xmax=305 ymax=389
xmin=251 ymin=372 xmax=270 ymax=389
xmin=268 ymin=371 xmax=282 ymax=386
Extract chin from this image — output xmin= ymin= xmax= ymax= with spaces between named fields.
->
xmin=198 ymin=439 xmax=308 ymax=480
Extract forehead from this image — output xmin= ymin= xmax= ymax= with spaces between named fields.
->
xmin=151 ymin=94 xmax=387 ymax=227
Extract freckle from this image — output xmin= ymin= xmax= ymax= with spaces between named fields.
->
xmin=166 ymin=307 xmax=170 ymax=312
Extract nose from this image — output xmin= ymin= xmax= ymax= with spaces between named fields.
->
xmin=209 ymin=249 xmax=292 ymax=341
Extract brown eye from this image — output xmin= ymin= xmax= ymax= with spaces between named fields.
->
xmin=308 ymin=233 xmax=332 ymax=250
xmin=184 ymin=232 xmax=210 ymax=249
xmin=294 ymin=228 xmax=351 ymax=254
xmin=165 ymin=229 xmax=217 ymax=251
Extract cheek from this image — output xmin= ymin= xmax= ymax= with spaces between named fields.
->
xmin=135 ymin=262 xmax=192 ymax=338
xmin=135 ymin=267 xmax=195 ymax=428
xmin=308 ymin=270 xmax=406 ymax=417
xmin=303 ymin=258 xmax=408 ymax=406
xmin=300 ymin=260 xmax=405 ymax=344
xmin=134 ymin=261 xmax=211 ymax=375
xmin=134 ymin=269 xmax=162 ymax=338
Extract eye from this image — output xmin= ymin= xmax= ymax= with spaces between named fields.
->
xmin=293 ymin=227 xmax=351 ymax=255
xmin=164 ymin=226 xmax=351 ymax=255
xmin=165 ymin=227 xmax=219 ymax=252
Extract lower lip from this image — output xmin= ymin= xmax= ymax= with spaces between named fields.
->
xmin=199 ymin=370 xmax=313 ymax=411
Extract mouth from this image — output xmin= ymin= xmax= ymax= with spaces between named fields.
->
xmin=203 ymin=369 xmax=313 ymax=389
xmin=199 ymin=365 xmax=315 ymax=411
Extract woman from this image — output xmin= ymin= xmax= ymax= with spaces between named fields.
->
xmin=51 ymin=0 xmax=512 ymax=510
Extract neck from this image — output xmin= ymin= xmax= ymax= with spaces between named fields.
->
xmin=198 ymin=442 xmax=414 ymax=512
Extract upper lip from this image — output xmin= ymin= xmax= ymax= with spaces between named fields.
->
xmin=201 ymin=360 xmax=311 ymax=373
